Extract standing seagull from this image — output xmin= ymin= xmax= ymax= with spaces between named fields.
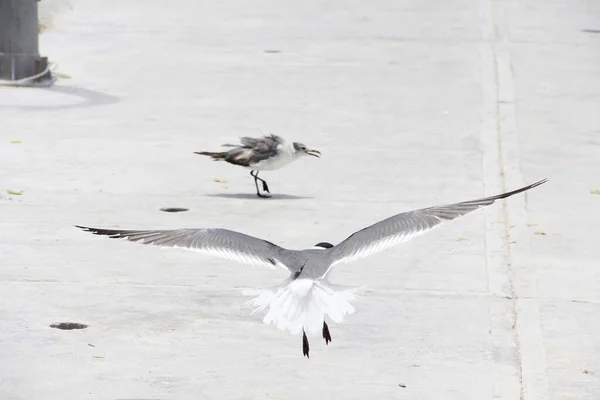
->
xmin=76 ymin=179 xmax=546 ymax=358
xmin=195 ymin=134 xmax=321 ymax=198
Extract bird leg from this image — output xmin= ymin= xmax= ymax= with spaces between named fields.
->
xmin=255 ymin=171 xmax=270 ymax=193
xmin=250 ymin=171 xmax=270 ymax=198
xmin=302 ymin=330 xmax=310 ymax=358
xmin=322 ymin=321 xmax=332 ymax=345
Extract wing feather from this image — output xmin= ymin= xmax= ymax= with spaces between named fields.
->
xmin=325 ymin=179 xmax=547 ymax=268
xmin=75 ymin=226 xmax=292 ymax=270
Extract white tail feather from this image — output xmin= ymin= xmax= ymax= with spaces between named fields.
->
xmin=243 ymin=279 xmax=362 ymax=335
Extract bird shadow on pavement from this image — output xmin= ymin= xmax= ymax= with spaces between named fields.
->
xmin=205 ymin=193 xmax=311 ymax=200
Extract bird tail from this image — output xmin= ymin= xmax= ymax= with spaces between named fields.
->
xmin=194 ymin=151 xmax=228 ymax=160
xmin=243 ymin=279 xmax=362 ymax=336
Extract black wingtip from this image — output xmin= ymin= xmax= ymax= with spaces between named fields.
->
xmin=74 ymin=225 xmax=99 ymax=233
xmin=497 ymin=178 xmax=549 ymax=200
xmin=74 ymin=225 xmax=122 ymax=238
xmin=529 ymin=178 xmax=549 ymax=188
xmin=517 ymin=178 xmax=549 ymax=192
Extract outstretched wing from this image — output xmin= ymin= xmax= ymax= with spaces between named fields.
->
xmin=75 ymin=226 xmax=293 ymax=270
xmin=324 ymin=179 xmax=547 ymax=268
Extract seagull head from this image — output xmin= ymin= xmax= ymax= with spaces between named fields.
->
xmin=293 ymin=142 xmax=321 ymax=158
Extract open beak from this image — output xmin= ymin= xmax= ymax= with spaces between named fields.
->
xmin=305 ymin=149 xmax=321 ymax=158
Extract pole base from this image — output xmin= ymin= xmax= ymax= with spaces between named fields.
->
xmin=0 ymin=54 xmax=54 ymax=87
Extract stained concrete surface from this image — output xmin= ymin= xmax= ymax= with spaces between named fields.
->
xmin=1 ymin=0 xmax=599 ymax=399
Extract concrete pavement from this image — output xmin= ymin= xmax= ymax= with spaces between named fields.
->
xmin=1 ymin=0 xmax=599 ymax=399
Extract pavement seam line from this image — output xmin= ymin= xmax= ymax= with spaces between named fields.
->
xmin=491 ymin=2 xmax=550 ymax=399
xmin=492 ymin=17 xmax=526 ymax=400
xmin=480 ymin=0 xmax=525 ymax=398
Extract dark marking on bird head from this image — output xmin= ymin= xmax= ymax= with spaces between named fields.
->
xmin=293 ymin=142 xmax=321 ymax=158
xmin=314 ymin=242 xmax=334 ymax=249
xmin=293 ymin=142 xmax=306 ymax=152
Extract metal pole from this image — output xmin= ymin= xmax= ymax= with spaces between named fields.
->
xmin=0 ymin=0 xmax=52 ymax=86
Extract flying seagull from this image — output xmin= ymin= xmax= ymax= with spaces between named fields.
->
xmin=76 ymin=178 xmax=547 ymax=358
xmin=195 ymin=134 xmax=321 ymax=198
